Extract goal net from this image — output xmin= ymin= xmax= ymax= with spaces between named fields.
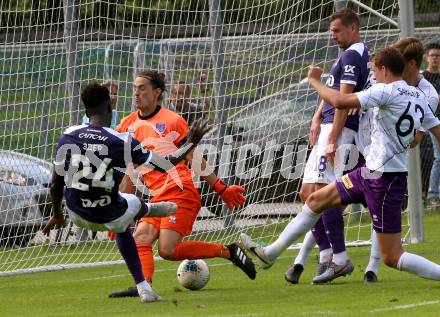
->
xmin=0 ymin=0 xmax=436 ymax=275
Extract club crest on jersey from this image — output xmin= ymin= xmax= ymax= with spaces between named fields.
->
xmin=156 ymin=123 xmax=166 ymax=133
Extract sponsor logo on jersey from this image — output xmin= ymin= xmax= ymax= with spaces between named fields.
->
xmin=341 ymin=174 xmax=353 ymax=189
xmin=344 ymin=65 xmax=355 ymax=74
xmin=156 ymin=123 xmax=166 ymax=133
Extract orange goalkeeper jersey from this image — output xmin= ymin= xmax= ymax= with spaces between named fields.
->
xmin=116 ymin=106 xmax=200 ymax=204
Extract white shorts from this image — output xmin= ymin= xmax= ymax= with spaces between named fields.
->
xmin=303 ymin=124 xmax=356 ymax=184
xmin=67 ymin=193 xmax=141 ymax=233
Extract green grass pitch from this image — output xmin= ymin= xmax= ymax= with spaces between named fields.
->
xmin=1 ymin=212 xmax=440 ymax=317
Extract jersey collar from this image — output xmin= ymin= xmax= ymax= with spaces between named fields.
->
xmin=138 ymin=105 xmax=161 ymax=120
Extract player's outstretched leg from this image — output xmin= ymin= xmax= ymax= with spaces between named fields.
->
xmin=364 ymin=229 xmax=380 ymax=283
xmin=239 ymin=233 xmax=275 ymax=269
xmin=143 ymin=201 xmax=178 ymax=218
xmin=284 ymin=230 xmax=316 ymax=284
xmin=114 ymin=229 xmax=161 ymax=302
xmin=378 ymin=232 xmax=440 ymax=281
xmin=240 ymin=204 xmax=321 ymax=269
xmin=163 ymin=240 xmax=257 ymax=279
xmin=226 ymin=243 xmax=257 ymax=280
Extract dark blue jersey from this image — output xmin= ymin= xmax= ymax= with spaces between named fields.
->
xmin=55 ymin=124 xmax=152 ymax=223
xmin=321 ymin=42 xmax=370 ymax=131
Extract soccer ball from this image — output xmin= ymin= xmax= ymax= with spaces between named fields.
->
xmin=176 ymin=259 xmax=210 ymax=290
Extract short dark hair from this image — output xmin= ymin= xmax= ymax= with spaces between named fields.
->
xmin=425 ymin=42 xmax=440 ymax=53
xmin=372 ymin=47 xmax=405 ymax=76
xmin=330 ymin=8 xmax=360 ymax=28
xmin=136 ymin=70 xmax=166 ymax=92
xmin=391 ymin=37 xmax=424 ymax=68
xmin=81 ymin=83 xmax=110 ymax=109
xmin=136 ymin=70 xmax=166 ymax=101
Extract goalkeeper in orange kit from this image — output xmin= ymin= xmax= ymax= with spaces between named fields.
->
xmin=109 ymin=70 xmax=255 ymax=298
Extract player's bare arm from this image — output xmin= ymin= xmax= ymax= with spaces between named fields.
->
xmin=42 ymin=171 xmax=66 ymax=236
xmin=309 ymin=100 xmax=324 ymax=145
xmin=308 ymin=66 xmax=361 ymax=110
xmin=327 ymin=83 xmax=354 ymax=164
xmin=410 ymin=131 xmax=426 ymax=148
xmin=119 ymin=164 xmax=137 ymax=194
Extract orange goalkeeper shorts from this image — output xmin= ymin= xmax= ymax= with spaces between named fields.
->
xmin=139 ymin=200 xmax=202 ymax=237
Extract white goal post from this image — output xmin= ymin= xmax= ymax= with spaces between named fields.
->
xmin=0 ymin=0 xmax=438 ymax=276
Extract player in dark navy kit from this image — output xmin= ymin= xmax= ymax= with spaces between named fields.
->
xmin=42 ymin=83 xmax=210 ymax=303
xmin=285 ymin=8 xmax=370 ymax=284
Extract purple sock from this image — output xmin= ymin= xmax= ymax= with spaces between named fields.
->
xmin=322 ymin=207 xmax=346 ymax=254
xmin=311 ymin=216 xmax=331 ymax=251
xmin=115 ymin=229 xmax=144 ymax=284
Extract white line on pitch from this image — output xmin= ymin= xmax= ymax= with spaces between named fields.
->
xmin=370 ymin=300 xmax=440 ymax=313
xmin=73 ymin=255 xmax=293 ymax=283
xmin=73 ymin=262 xmax=238 ymax=282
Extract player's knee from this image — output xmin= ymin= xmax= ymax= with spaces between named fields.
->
xmin=382 ymin=253 xmax=399 ymax=268
xmin=133 ymin=230 xmax=151 ymax=244
xmin=299 ymin=187 xmax=311 ymax=202
xmin=306 ymin=192 xmax=319 ymax=209
xmin=158 ymin=245 xmax=175 ymax=260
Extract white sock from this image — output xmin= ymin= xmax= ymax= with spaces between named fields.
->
xmin=397 ymin=252 xmax=440 ymax=280
xmin=145 ymin=202 xmax=177 ymax=217
xmin=333 ymin=251 xmax=348 ymax=265
xmin=365 ymin=230 xmax=381 ymax=274
xmin=294 ymin=230 xmax=316 ymax=266
xmin=319 ymin=248 xmax=333 ymax=263
xmin=264 ymin=203 xmax=320 ymax=260
xmin=136 ymin=280 xmax=153 ymax=293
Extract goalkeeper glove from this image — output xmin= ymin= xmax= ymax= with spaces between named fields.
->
xmin=212 ymin=179 xmax=246 ymax=210
xmin=108 ymin=231 xmax=116 ymax=241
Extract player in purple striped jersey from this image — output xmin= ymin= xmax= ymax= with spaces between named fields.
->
xmin=241 ymin=47 xmax=440 ymax=282
xmin=286 ymin=8 xmax=370 ymax=284
xmin=42 ymin=83 xmax=210 ymax=303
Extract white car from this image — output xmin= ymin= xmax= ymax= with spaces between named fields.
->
xmin=0 ymin=151 xmax=52 ymax=247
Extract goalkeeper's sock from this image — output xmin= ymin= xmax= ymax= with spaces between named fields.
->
xmin=137 ymin=243 xmax=154 ymax=283
xmin=168 ymin=241 xmax=225 ymax=261
xmin=294 ymin=230 xmax=316 ymax=266
xmin=365 ymin=230 xmax=381 ymax=274
xmin=397 ymin=252 xmax=440 ymax=280
xmin=264 ymin=203 xmax=320 ymax=260
xmin=115 ymin=229 xmax=144 ymax=284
